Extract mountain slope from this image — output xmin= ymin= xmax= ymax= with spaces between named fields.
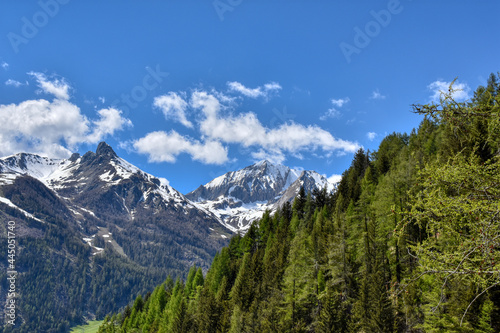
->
xmin=186 ymin=160 xmax=335 ymax=231
xmin=0 ymin=143 xmax=337 ymax=332
xmin=0 ymin=142 xmax=230 ymax=332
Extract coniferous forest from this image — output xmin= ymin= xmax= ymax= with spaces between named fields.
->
xmin=96 ymin=73 xmax=500 ymax=332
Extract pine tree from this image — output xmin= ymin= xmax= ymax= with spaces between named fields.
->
xmin=281 ymin=230 xmax=316 ymax=330
xmin=171 ymin=299 xmax=193 ymax=333
xmin=230 ymin=252 xmax=254 ymax=311
xmin=317 ymin=288 xmax=347 ymax=333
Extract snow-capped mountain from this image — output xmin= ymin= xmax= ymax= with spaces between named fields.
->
xmin=0 ymin=142 xmax=229 ymax=259
xmin=0 ymin=142 xmax=233 ymax=327
xmin=0 ymin=144 xmax=337 ymax=238
xmin=186 ymin=160 xmax=335 ymax=232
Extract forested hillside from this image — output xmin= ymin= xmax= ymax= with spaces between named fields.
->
xmin=0 ymin=144 xmax=229 ymax=333
xmin=97 ymin=73 xmax=500 ymax=332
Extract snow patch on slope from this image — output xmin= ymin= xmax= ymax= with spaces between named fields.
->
xmin=0 ymin=197 xmax=44 ymax=223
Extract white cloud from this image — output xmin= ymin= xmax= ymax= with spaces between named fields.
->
xmin=327 ymin=174 xmax=342 ymax=184
xmin=191 ymin=90 xmax=360 ymax=159
xmin=191 ymin=90 xmax=221 ymax=118
xmin=320 ymin=97 xmax=349 ymax=120
xmin=5 ymin=79 xmax=24 ymax=87
xmin=370 ymin=89 xmax=385 ymax=100
xmin=320 ymin=107 xmax=341 ymax=120
xmin=87 ymin=108 xmax=133 ymax=143
xmin=28 ymin=72 xmax=70 ymax=100
xmin=133 ymin=131 xmax=228 ymax=165
xmin=227 ymin=82 xmax=262 ymax=98
xmin=367 ymin=132 xmax=377 ymax=141
xmin=251 ymin=149 xmax=285 ymax=165
xmin=263 ymin=82 xmax=282 ymax=91
xmin=428 ymin=80 xmax=471 ymax=103
xmin=154 ymin=92 xmax=192 ymax=128
xmin=98 ymin=96 xmax=106 ymax=104
xmin=1 ymin=62 xmax=8 ymax=70
xmin=266 ymin=123 xmax=359 ymax=152
xmin=0 ymin=99 xmax=88 ymax=157
xmin=137 ymin=89 xmax=360 ymax=165
xmin=0 ymin=98 xmax=132 ymax=158
xmin=331 ymin=97 xmax=350 ymax=108
xmin=227 ymin=81 xmax=282 ymax=99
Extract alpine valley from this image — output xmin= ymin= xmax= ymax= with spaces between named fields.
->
xmin=0 ymin=142 xmax=334 ymax=332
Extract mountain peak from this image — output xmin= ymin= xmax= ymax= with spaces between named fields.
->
xmin=251 ymin=160 xmax=270 ymax=171
xmin=69 ymin=153 xmax=80 ymax=162
xmin=255 ymin=159 xmax=270 ymax=166
xmin=186 ymin=159 xmax=330 ymax=232
xmin=253 ymin=159 xmax=278 ymax=167
xmin=96 ymin=142 xmax=117 ymax=158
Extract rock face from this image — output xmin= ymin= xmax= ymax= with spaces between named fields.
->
xmin=186 ymin=160 xmax=335 ymax=232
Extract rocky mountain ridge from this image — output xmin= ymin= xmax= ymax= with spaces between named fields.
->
xmin=186 ymin=160 xmax=335 ymax=231
xmin=1 ymin=143 xmax=337 ymax=235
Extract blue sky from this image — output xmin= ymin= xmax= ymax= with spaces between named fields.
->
xmin=0 ymin=1 xmax=499 ymax=193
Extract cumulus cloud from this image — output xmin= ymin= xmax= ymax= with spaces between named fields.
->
xmin=367 ymin=132 xmax=377 ymax=141
xmin=5 ymin=79 xmax=24 ymax=87
xmin=1 ymin=62 xmax=8 ymax=70
xmin=191 ymin=90 xmax=360 ymax=156
xmin=153 ymin=92 xmax=192 ymax=128
xmin=370 ymin=89 xmax=385 ymax=100
xmin=0 ymin=99 xmax=87 ymax=157
xmin=134 ymin=88 xmax=360 ymax=165
xmin=320 ymin=97 xmax=349 ymax=120
xmin=428 ymin=80 xmax=471 ymax=103
xmin=87 ymin=108 xmax=133 ymax=143
xmin=28 ymin=72 xmax=70 ymax=100
xmin=265 ymin=123 xmax=359 ymax=153
xmin=0 ymin=98 xmax=132 ymax=158
xmin=133 ymin=131 xmax=228 ymax=165
xmin=227 ymin=81 xmax=282 ymax=99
